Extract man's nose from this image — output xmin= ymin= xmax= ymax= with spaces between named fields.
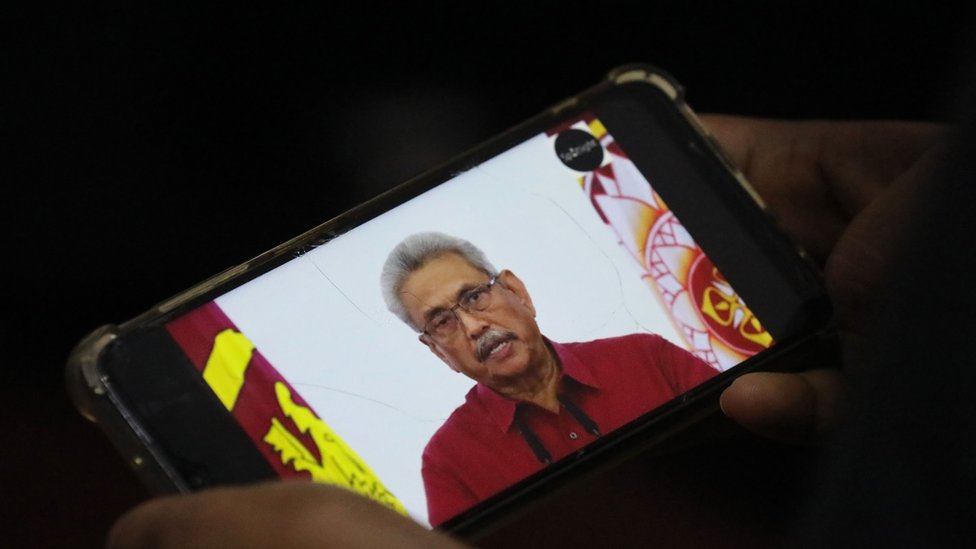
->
xmin=456 ymin=308 xmax=490 ymax=338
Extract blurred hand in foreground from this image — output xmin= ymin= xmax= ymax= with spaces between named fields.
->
xmin=704 ymin=115 xmax=948 ymax=444
xmin=107 ymin=480 xmax=467 ymax=549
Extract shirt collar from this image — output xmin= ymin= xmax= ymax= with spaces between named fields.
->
xmin=476 ymin=337 xmax=602 ymax=432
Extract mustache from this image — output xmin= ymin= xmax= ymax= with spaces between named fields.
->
xmin=474 ymin=329 xmax=518 ymax=362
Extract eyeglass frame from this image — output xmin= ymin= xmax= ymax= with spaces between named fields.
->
xmin=418 ymin=274 xmax=502 ymax=340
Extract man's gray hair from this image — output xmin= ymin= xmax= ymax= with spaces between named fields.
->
xmin=381 ymin=231 xmax=497 ymax=329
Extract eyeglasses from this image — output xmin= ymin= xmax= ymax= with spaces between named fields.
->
xmin=421 ymin=276 xmax=499 ymax=340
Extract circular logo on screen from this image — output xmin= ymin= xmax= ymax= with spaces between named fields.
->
xmin=554 ymin=129 xmax=604 ymax=171
xmin=688 ymin=253 xmax=772 ymax=355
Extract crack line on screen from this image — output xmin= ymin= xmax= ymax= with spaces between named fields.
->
xmin=287 ymin=382 xmax=446 ymax=423
xmin=305 ymin=257 xmax=376 ymax=323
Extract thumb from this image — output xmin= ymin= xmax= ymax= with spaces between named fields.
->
xmin=719 ymin=369 xmax=850 ymax=445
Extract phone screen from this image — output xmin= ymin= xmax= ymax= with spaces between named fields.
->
xmin=92 ymin=72 xmax=830 ymax=535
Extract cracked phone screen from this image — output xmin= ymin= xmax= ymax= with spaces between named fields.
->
xmin=162 ymin=113 xmax=772 ymax=528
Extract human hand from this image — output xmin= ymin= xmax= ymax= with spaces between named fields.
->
xmin=702 ymin=114 xmax=948 ymax=444
xmin=106 ymin=480 xmax=468 ymax=549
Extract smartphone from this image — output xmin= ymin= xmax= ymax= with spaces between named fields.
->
xmin=66 ymin=63 xmax=837 ymax=542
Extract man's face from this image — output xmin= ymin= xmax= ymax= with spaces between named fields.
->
xmin=399 ymin=252 xmax=549 ymax=390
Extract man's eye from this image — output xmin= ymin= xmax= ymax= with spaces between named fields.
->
xmin=462 ymin=288 xmax=486 ymax=307
xmin=431 ymin=313 xmax=453 ymax=330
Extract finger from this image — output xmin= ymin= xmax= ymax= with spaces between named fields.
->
xmin=699 ymin=115 xmax=946 ymax=262
xmin=107 ymin=481 xmax=468 ymax=549
xmin=823 ymin=138 xmax=950 ymax=334
xmin=699 ymin=115 xmax=848 ymax=261
xmin=816 ymin=120 xmax=947 ymax=215
xmin=701 ymin=115 xmax=945 ymax=212
xmin=718 ymin=369 xmax=850 ymax=445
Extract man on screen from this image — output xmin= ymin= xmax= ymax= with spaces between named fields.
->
xmin=380 ymin=231 xmax=719 ymax=526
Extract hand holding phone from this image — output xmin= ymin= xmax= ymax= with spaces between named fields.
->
xmin=69 ymin=64 xmax=856 ymax=545
xmin=103 ymin=110 xmax=949 ymax=549
xmin=705 ymin=115 xmax=946 ymax=445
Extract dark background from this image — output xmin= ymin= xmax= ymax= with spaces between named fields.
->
xmin=8 ymin=3 xmax=975 ymax=547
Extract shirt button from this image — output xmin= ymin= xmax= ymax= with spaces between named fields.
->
xmin=569 ymin=431 xmax=579 ymax=440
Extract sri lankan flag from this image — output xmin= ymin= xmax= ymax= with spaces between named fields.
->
xmin=166 ymin=301 xmax=406 ymax=514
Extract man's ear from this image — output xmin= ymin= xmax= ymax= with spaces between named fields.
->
xmin=498 ymin=270 xmax=536 ymax=317
xmin=418 ymin=334 xmax=459 ymax=372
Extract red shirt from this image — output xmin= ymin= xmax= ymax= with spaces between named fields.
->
xmin=421 ymin=333 xmax=719 ymax=526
